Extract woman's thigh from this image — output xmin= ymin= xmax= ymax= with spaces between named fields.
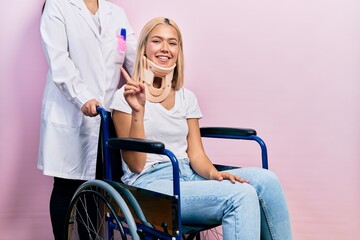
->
xmin=134 ymin=162 xmax=260 ymax=225
xmin=180 ymin=177 xmax=259 ymax=225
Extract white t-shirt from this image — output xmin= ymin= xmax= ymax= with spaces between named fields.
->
xmin=110 ymin=86 xmax=203 ymax=185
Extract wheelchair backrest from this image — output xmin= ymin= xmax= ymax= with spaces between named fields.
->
xmin=98 ymin=109 xmax=124 ymax=181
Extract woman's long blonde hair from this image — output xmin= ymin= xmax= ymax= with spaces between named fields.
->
xmin=132 ymin=17 xmax=184 ymax=90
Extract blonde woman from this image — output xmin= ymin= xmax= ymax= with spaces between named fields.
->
xmin=111 ymin=17 xmax=292 ymax=240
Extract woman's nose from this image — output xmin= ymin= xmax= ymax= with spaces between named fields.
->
xmin=160 ymin=42 xmax=169 ymax=52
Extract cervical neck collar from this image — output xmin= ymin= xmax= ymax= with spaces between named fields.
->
xmin=141 ymin=56 xmax=176 ymax=103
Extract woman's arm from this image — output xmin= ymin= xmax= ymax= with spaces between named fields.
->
xmin=112 ymin=109 xmax=147 ymax=173
xmin=187 ymin=118 xmax=249 ymax=183
xmin=112 ymin=68 xmax=147 ymax=173
xmin=186 ymin=118 xmax=218 ymax=179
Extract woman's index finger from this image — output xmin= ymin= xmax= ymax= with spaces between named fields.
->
xmin=120 ymin=67 xmax=132 ymax=83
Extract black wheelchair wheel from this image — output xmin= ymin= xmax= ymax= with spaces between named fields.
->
xmin=64 ymin=180 xmax=139 ymax=240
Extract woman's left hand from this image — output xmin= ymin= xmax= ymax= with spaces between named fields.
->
xmin=210 ymin=171 xmax=249 ymax=184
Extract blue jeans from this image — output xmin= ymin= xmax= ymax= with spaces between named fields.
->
xmin=133 ymin=159 xmax=292 ymax=240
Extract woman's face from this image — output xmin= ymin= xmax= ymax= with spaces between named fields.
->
xmin=145 ymin=24 xmax=179 ymax=68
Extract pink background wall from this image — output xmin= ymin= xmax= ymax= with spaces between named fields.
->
xmin=1 ymin=0 xmax=359 ymax=239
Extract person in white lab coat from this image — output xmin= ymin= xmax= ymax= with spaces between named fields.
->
xmin=38 ymin=0 xmax=136 ymax=238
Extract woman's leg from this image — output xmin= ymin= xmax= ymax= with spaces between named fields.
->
xmin=227 ymin=167 xmax=293 ymax=240
xmin=133 ymin=160 xmax=261 ymax=240
xmin=180 ymin=177 xmax=261 ymax=240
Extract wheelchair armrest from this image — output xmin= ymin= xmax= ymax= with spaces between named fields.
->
xmin=214 ymin=164 xmax=239 ymax=172
xmin=200 ymin=127 xmax=257 ymax=138
xmin=108 ymin=137 xmax=182 ymax=196
xmin=108 ymin=138 xmax=165 ymax=154
xmin=201 ymin=127 xmax=269 ymax=169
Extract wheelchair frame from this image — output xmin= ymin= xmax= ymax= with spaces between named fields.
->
xmin=64 ymin=106 xmax=269 ymax=240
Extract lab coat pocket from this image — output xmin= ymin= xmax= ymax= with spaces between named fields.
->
xmin=48 ymin=91 xmax=83 ymax=128
xmin=114 ymin=32 xmax=126 ymax=64
xmin=114 ymin=49 xmax=126 ymax=65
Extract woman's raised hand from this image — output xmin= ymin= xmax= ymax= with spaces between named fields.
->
xmin=121 ymin=67 xmax=146 ymax=112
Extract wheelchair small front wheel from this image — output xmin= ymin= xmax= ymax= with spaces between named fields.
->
xmin=64 ymin=180 xmax=139 ymax=240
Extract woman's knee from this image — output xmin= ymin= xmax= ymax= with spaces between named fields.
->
xmin=257 ymin=169 xmax=282 ymax=191
xmin=241 ymin=168 xmax=281 ymax=189
xmin=224 ymin=182 xmax=260 ymax=209
xmin=229 ymin=168 xmax=284 ymax=198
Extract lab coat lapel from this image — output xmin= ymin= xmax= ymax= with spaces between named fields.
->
xmin=68 ymin=0 xmax=102 ymax=42
xmin=98 ymin=0 xmax=112 ymax=37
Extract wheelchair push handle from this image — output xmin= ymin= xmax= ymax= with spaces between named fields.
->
xmin=96 ymin=106 xmax=108 ymax=121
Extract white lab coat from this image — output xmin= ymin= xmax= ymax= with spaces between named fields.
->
xmin=38 ymin=0 xmax=136 ymax=180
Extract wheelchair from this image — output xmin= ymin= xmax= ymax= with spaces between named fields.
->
xmin=64 ymin=107 xmax=269 ymax=240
